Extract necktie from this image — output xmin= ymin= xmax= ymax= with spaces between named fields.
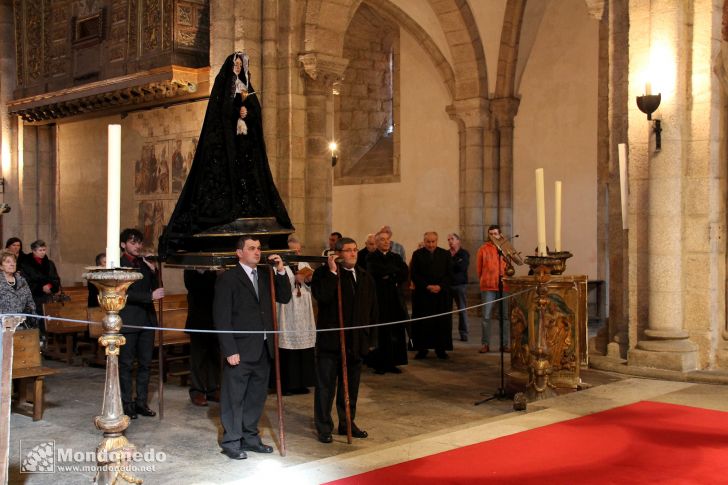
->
xmin=251 ymin=269 xmax=259 ymax=298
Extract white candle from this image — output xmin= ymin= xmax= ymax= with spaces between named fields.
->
xmin=535 ymin=168 xmax=547 ymax=256
xmin=645 ymin=82 xmax=652 ymax=95
xmin=554 ymin=181 xmax=562 ymax=252
xmin=106 ymin=125 xmax=121 ymax=268
xmin=618 ymin=143 xmax=629 ymax=230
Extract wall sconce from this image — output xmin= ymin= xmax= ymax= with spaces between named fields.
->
xmin=329 ymin=141 xmax=338 ymax=167
xmin=636 ymin=83 xmax=662 ymax=151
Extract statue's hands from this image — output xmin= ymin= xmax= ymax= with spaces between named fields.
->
xmin=240 ymin=106 xmax=248 ymax=119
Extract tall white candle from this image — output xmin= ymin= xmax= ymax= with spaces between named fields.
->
xmin=106 ymin=125 xmax=121 ymax=268
xmin=618 ymin=143 xmax=629 ymax=230
xmin=535 ymin=168 xmax=547 ymax=256
xmin=554 ymin=181 xmax=562 ymax=252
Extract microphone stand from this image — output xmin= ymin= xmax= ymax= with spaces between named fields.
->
xmin=475 ymin=243 xmax=511 ymax=405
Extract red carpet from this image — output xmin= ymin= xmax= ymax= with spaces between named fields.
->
xmin=325 ymin=401 xmax=728 ymax=485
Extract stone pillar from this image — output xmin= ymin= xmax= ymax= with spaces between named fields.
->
xmin=446 ymin=98 xmax=489 ymax=261
xmin=491 ymin=97 xmax=520 ymax=239
xmin=627 ymin=0 xmax=697 ymax=371
xmin=298 ymin=53 xmax=348 ymax=252
xmin=261 ymin=0 xmax=278 ymax=180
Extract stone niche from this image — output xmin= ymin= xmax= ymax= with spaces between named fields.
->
xmin=13 ymin=0 xmax=209 ymax=99
xmin=335 ymin=3 xmax=400 ymax=185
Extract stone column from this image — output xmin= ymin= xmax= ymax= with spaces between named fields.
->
xmin=446 ymin=97 xmax=489 ymax=261
xmin=627 ymin=0 xmax=697 ymax=371
xmin=491 ymin=97 xmax=520 ymax=239
xmin=298 ymin=53 xmax=348 ymax=251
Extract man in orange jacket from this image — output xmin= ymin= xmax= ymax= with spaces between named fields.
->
xmin=475 ymin=225 xmax=509 ymax=354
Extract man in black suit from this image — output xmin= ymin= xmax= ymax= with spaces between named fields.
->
xmin=118 ymin=228 xmax=165 ymax=419
xmin=312 ymin=237 xmax=378 ymax=443
xmin=213 ymin=236 xmax=291 ymax=460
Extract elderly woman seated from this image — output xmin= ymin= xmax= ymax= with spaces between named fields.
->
xmin=0 ymin=250 xmax=36 ymax=324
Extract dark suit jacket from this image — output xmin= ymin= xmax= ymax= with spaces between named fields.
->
xmin=213 ymin=263 xmax=292 ymax=362
xmin=119 ymin=255 xmax=159 ymax=334
xmin=311 ymin=264 xmax=378 ymax=359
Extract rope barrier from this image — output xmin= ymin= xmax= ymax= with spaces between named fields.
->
xmin=0 ymin=288 xmax=534 ymax=335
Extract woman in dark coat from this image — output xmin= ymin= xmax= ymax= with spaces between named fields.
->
xmin=19 ymin=240 xmax=60 ymax=332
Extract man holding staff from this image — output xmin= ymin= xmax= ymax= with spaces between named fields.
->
xmin=213 ymin=236 xmax=291 ymax=460
xmin=312 ymin=237 xmax=378 ymax=444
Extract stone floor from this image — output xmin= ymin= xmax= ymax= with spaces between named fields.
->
xmin=7 ymin=314 xmax=723 ymax=484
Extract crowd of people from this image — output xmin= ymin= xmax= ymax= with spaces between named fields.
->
xmin=0 ymin=224 xmax=511 ymax=459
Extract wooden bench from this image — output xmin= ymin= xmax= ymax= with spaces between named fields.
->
xmin=155 ymin=302 xmax=191 ymax=385
xmin=12 ymin=328 xmax=58 ymax=421
xmin=43 ymin=301 xmax=89 ymax=364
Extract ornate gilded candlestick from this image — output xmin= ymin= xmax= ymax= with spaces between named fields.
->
xmin=524 ymin=255 xmax=560 ymax=401
xmin=546 ymin=251 xmax=573 ymax=275
xmin=84 ymin=267 xmax=143 ymax=485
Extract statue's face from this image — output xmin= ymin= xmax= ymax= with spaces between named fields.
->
xmin=233 ymin=57 xmax=242 ymax=76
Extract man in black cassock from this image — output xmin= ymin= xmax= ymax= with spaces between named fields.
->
xmin=312 ymin=237 xmax=378 ymax=444
xmin=366 ymin=231 xmax=409 ymax=374
xmin=410 ymin=231 xmax=454 ymax=359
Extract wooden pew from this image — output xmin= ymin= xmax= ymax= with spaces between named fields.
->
xmin=12 ymin=328 xmax=58 ymax=421
xmin=155 ymin=302 xmax=191 ymax=385
xmin=43 ymin=301 xmax=89 ymax=364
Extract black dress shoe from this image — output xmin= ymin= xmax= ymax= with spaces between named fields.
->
xmin=318 ymin=432 xmax=333 ymax=443
xmin=436 ymin=351 xmax=449 ymax=360
xmin=374 ymin=368 xmax=386 ymax=375
xmin=388 ymin=366 xmax=402 ymax=374
xmin=241 ymin=443 xmax=274 ymax=453
xmin=221 ymin=447 xmax=247 ymax=460
xmin=414 ymin=350 xmax=428 ymax=359
xmin=135 ymin=404 xmax=157 ymax=417
xmin=123 ymin=404 xmax=137 ymax=420
xmin=338 ymin=424 xmax=368 ymax=439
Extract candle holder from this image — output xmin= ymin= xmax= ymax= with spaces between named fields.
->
xmin=546 ymin=251 xmax=573 ymax=275
xmin=83 ymin=267 xmax=143 ymax=485
xmin=524 ymin=255 xmax=560 ymax=401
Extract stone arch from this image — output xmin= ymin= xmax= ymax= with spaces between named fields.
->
xmin=427 ymin=0 xmax=488 ymax=99
xmin=494 ymin=0 xmax=527 ymax=98
xmin=303 ymin=0 xmax=456 ymax=98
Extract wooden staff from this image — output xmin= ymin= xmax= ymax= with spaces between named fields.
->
xmin=268 ymin=266 xmax=287 ymax=456
xmin=157 ymin=260 xmax=165 ymax=420
xmin=336 ymin=268 xmax=353 ymax=444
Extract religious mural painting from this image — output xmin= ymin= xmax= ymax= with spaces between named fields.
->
xmin=133 ymin=133 xmax=199 ymax=252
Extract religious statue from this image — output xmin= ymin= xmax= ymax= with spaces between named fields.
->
xmin=159 ymin=51 xmax=293 ymax=261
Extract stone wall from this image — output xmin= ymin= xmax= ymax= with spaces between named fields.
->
xmin=337 ymin=3 xmax=397 ymax=182
xmin=56 ymin=101 xmax=207 ymax=292
xmin=332 ymin=28 xmax=459 ymax=255
xmin=512 ymin=0 xmax=599 ymax=278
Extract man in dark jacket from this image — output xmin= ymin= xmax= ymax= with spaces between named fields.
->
xmin=448 ymin=233 xmax=470 ymax=342
xmin=213 ymin=236 xmax=291 ymax=460
xmin=411 ymin=231 xmax=454 ymax=359
xmin=312 ymin=237 xmax=378 ymax=444
xmin=366 ymin=231 xmax=409 ymax=374
xmin=184 ymin=269 xmax=220 ymax=406
xmin=118 ymin=228 xmax=165 ymax=419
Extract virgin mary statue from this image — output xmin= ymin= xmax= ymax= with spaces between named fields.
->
xmin=159 ymin=52 xmax=293 ymax=261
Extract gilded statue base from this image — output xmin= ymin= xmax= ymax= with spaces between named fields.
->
xmin=84 ymin=267 xmax=143 ymax=485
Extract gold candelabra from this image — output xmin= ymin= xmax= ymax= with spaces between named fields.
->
xmin=84 ymin=267 xmax=143 ymax=485
xmin=524 ymin=255 xmax=562 ymax=401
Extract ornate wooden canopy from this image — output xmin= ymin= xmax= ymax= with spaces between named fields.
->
xmin=7 ymin=65 xmax=210 ymax=124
